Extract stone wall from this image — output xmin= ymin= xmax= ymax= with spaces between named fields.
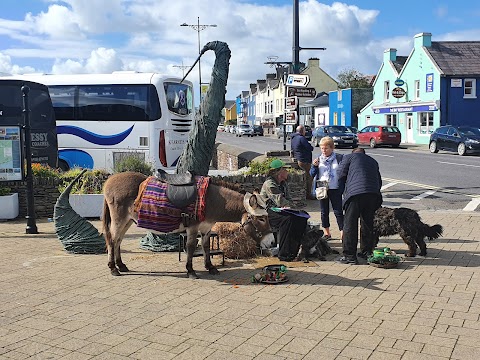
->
xmin=1 ymin=178 xmax=61 ymax=219
xmin=2 ymin=143 xmax=307 ymax=219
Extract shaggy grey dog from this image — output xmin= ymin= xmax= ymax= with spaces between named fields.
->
xmin=297 ymin=226 xmax=339 ymax=262
xmin=371 ymin=207 xmax=443 ymax=257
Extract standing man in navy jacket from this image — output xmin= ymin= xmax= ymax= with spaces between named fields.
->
xmin=291 ymin=125 xmax=315 ymax=200
xmin=336 ymin=148 xmax=382 ymax=264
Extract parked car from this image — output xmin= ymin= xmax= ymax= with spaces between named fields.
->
xmin=429 ymin=125 xmax=480 ymax=156
xmin=357 ymin=125 xmax=401 ymax=148
xmin=275 ymin=125 xmax=312 ymax=140
xmin=229 ymin=125 xmax=237 ymax=134
xmin=345 ymin=126 xmax=358 ymax=134
xmin=252 ymin=125 xmax=264 ymax=136
xmin=235 ymin=124 xmax=254 ymax=137
xmin=311 ymin=125 xmax=358 ymax=148
xmin=217 ymin=125 xmax=225 ymax=132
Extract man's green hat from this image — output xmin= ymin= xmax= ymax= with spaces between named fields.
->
xmin=270 ymin=159 xmax=289 ymax=169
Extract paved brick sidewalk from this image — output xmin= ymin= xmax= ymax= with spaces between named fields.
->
xmin=1 ymin=206 xmax=480 ymax=359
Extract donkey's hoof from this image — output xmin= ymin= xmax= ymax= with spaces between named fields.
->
xmin=187 ymin=271 xmax=199 ymax=279
xmin=111 ymin=268 xmax=121 ymax=276
xmin=208 ymin=267 xmax=220 ymax=275
xmin=117 ymin=263 xmax=129 ymax=272
xmin=405 ymin=252 xmax=416 ymax=258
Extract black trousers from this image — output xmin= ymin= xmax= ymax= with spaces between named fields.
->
xmin=342 ymin=193 xmax=381 ymax=258
xmin=267 ymin=208 xmax=307 ymax=261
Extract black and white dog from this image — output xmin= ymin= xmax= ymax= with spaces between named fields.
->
xmin=371 ymin=207 xmax=443 ymax=257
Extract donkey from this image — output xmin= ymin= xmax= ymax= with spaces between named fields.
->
xmin=102 ymin=171 xmax=273 ymax=277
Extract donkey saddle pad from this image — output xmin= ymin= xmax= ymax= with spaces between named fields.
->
xmin=135 ymin=176 xmax=210 ymax=233
xmin=157 ymin=170 xmax=196 ymax=208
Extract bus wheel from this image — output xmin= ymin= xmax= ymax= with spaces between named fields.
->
xmin=58 ymin=160 xmax=70 ymax=172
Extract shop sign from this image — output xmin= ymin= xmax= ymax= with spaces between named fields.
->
xmin=394 ymin=79 xmax=405 ymax=86
xmin=392 ymin=87 xmax=406 ymax=98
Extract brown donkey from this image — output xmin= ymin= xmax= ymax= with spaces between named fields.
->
xmin=102 ymin=172 xmax=273 ymax=277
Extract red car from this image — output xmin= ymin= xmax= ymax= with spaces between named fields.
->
xmin=357 ymin=125 xmax=401 ymax=148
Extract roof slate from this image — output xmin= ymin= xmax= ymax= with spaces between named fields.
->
xmin=426 ymin=41 xmax=480 ymax=75
xmin=392 ymin=56 xmax=408 ymax=73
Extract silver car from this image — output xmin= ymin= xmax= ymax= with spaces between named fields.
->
xmin=236 ymin=124 xmax=254 ymax=137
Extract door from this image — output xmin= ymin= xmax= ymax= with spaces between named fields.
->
xmin=406 ymin=113 xmax=414 ymax=143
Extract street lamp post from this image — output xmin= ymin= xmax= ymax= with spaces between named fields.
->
xmin=180 ymin=17 xmax=217 ymax=102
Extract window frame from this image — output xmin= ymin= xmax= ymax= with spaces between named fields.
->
xmin=418 ymin=111 xmax=434 ymax=135
xmin=384 ymin=81 xmax=390 ymax=102
xmin=385 ymin=114 xmax=397 ymax=126
xmin=464 ymin=79 xmax=477 ymax=99
xmin=414 ymin=80 xmax=420 ymax=100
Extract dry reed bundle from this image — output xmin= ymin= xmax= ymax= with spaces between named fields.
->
xmin=212 ymin=222 xmax=258 ymax=259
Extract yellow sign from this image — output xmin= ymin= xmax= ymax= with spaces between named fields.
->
xmin=201 ymin=85 xmax=209 ymax=102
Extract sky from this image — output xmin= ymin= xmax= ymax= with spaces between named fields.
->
xmin=1 ymin=0 xmax=480 ymax=103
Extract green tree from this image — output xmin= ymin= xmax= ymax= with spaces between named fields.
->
xmin=337 ymin=68 xmax=372 ymax=89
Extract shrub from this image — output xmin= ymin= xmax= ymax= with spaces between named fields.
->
xmin=245 ymin=157 xmax=278 ymax=175
xmin=31 ymin=163 xmax=60 ymax=178
xmin=114 ymin=153 xmax=153 ymax=176
xmin=58 ymin=168 xmax=110 ymax=194
xmin=0 ymin=186 xmax=12 ymax=196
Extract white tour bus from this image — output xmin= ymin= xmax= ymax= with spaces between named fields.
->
xmin=6 ymin=72 xmax=194 ymax=172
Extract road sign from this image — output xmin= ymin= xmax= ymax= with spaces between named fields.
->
xmin=285 ymin=96 xmax=298 ymax=110
xmin=286 ymin=74 xmax=310 ymax=87
xmin=392 ymin=87 xmax=406 ymax=98
xmin=284 ymin=111 xmax=297 ymax=124
xmin=287 ymin=87 xmax=316 ymax=98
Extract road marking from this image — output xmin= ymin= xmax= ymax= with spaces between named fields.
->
xmin=463 ymin=198 xmax=480 ymax=211
xmin=437 ymin=161 xmax=480 ymax=168
xmin=383 ymin=177 xmax=480 ymax=198
xmin=371 ymin=153 xmax=394 ymax=158
xmin=411 ymin=190 xmax=436 ymax=201
xmin=381 ymin=182 xmax=398 ymax=191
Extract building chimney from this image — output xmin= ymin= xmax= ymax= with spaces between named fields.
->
xmin=307 ymin=57 xmax=320 ymax=68
xmin=414 ymin=32 xmax=432 ymax=48
xmin=383 ymin=48 xmax=397 ymax=62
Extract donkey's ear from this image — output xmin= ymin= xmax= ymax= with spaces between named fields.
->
xmin=243 ymin=193 xmax=268 ymax=216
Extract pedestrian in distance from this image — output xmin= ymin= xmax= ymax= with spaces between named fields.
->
xmin=310 ymin=136 xmax=344 ymax=241
xmin=259 ymin=159 xmax=309 ymax=262
xmin=290 ymin=125 xmax=315 ymax=200
xmin=335 ymin=147 xmax=382 ymax=265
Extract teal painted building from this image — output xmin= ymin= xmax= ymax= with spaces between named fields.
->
xmin=359 ymin=32 xmax=480 ymax=144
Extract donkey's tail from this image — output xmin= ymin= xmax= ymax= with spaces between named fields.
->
xmin=424 ymin=223 xmax=443 ymax=240
xmin=102 ymin=199 xmax=112 ymax=245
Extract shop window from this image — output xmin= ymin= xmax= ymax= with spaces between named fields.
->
xmin=418 ymin=112 xmax=434 ymax=134
xmin=464 ymin=79 xmax=476 ymax=98
xmin=415 ymin=80 xmax=420 ymax=100
xmin=386 ymin=114 xmax=397 ymax=126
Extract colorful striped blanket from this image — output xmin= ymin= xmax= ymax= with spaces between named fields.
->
xmin=136 ymin=176 xmax=210 ymax=233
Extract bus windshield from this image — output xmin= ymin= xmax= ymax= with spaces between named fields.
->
xmin=164 ymin=82 xmax=193 ymax=116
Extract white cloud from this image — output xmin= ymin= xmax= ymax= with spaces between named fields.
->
xmin=0 ymin=53 xmax=35 ymax=74
xmin=0 ymin=1 xmax=478 ymax=102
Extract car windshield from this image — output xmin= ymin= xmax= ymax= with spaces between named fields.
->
xmin=239 ymin=124 xmax=250 ymax=129
xmin=327 ymin=126 xmax=348 ymax=133
xmin=458 ymin=127 xmax=480 ymax=136
xmin=382 ymin=127 xmax=400 ymax=133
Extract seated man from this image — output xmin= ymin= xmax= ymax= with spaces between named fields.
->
xmin=259 ymin=159 xmax=309 ymax=261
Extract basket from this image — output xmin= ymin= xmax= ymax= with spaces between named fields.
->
xmin=252 ymin=264 xmax=288 ymax=284
xmin=368 ymin=261 xmax=399 ymax=269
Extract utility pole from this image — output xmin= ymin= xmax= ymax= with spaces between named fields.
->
xmin=173 ymin=61 xmax=191 ymax=78
xmin=180 ymin=17 xmax=217 ymax=103
xmin=292 ymin=0 xmax=326 ymax=128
